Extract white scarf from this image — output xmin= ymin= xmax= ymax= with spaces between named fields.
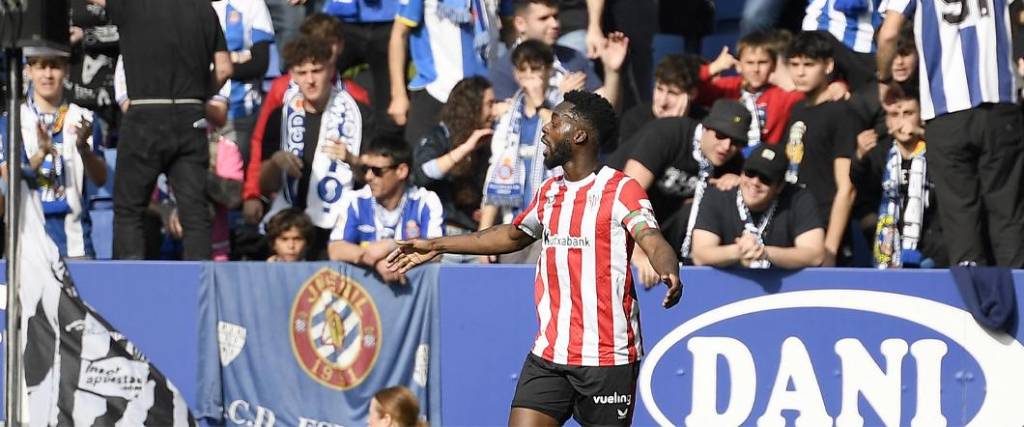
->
xmin=268 ymin=79 xmax=362 ymax=229
xmin=19 ymin=100 xmax=93 ymax=257
xmin=740 ymin=89 xmax=764 ymax=147
xmin=483 ymin=88 xmax=560 ymax=209
xmin=874 ymin=141 xmax=928 ymax=268
xmin=680 ymin=125 xmax=712 ymax=259
xmin=736 ymin=188 xmax=778 ymax=269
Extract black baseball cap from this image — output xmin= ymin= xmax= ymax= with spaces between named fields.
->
xmin=702 ymin=99 xmax=752 ymax=147
xmin=743 ymin=144 xmax=788 ymax=185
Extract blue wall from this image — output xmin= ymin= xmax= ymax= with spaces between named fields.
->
xmin=4 ymin=263 xmax=1024 ymax=426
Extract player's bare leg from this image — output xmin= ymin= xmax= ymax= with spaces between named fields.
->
xmin=508 ymin=407 xmax=560 ymax=427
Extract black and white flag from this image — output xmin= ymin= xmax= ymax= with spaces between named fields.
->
xmin=13 ymin=182 xmax=194 ymax=425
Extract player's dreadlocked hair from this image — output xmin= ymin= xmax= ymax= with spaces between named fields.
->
xmin=563 ymin=90 xmax=618 ymax=148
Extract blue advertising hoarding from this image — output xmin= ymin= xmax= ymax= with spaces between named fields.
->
xmin=438 ymin=266 xmax=1024 ymax=426
xmin=0 ymin=263 xmax=1021 ymax=426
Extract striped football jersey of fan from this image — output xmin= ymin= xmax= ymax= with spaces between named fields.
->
xmin=512 ymin=166 xmax=660 ymax=367
xmin=884 ymin=0 xmax=1018 ymax=120
xmin=803 ymin=0 xmax=882 ymax=53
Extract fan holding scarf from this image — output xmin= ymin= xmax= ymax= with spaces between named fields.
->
xmin=478 ymin=40 xmax=569 ymax=264
xmin=259 ymin=37 xmax=364 ymax=260
xmin=865 ymin=87 xmax=947 ymax=268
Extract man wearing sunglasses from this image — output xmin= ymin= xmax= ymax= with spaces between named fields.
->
xmin=328 ymin=135 xmax=444 ymax=283
xmin=690 ymin=144 xmax=826 ymax=269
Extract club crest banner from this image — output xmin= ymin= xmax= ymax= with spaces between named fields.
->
xmin=196 ymin=262 xmax=441 ymax=426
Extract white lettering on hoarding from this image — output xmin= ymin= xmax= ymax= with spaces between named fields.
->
xmin=639 ymin=290 xmax=1024 ymax=426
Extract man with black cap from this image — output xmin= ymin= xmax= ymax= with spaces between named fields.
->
xmin=690 ymin=144 xmax=825 ymax=269
xmin=615 ymin=99 xmax=750 ymax=269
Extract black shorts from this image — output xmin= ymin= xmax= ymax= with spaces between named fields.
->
xmin=510 ymin=353 xmax=640 ymax=426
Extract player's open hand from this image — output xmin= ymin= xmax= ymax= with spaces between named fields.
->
xmin=386 ymin=239 xmax=438 ymax=274
xmin=661 ymin=273 xmax=682 ymax=308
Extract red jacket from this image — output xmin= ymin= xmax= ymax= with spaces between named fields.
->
xmin=695 ymin=64 xmax=804 ymax=145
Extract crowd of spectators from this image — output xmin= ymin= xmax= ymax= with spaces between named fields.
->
xmin=3 ymin=0 xmax=1024 ymax=280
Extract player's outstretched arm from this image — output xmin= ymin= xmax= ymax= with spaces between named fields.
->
xmin=386 ymin=224 xmax=536 ymax=273
xmin=634 ymin=228 xmax=683 ymax=308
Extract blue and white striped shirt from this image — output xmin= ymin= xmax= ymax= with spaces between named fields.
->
xmin=331 ymin=185 xmax=445 ymax=243
xmin=884 ymin=0 xmax=1018 ymax=119
xmin=397 ymin=0 xmax=492 ymax=102
xmin=214 ymin=0 xmax=275 ymax=119
xmin=804 ymin=0 xmax=882 ymax=53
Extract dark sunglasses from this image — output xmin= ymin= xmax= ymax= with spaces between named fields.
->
xmin=710 ymin=129 xmax=745 ymax=147
xmin=366 ymin=165 xmax=397 ymax=177
xmin=743 ymin=170 xmax=777 ymax=186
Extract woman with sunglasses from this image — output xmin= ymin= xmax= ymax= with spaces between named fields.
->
xmin=690 ymin=144 xmax=826 ymax=269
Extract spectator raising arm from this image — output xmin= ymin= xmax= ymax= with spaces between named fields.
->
xmin=387 ymin=20 xmax=412 ymax=126
xmin=584 ymin=0 xmax=606 ymax=58
xmin=594 ymin=32 xmax=628 ymax=110
xmin=875 ymin=11 xmax=906 ymax=101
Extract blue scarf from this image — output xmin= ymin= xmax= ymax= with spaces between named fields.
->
xmin=26 ymin=93 xmax=71 ymax=216
xmin=438 ymin=0 xmax=493 ymax=62
xmin=276 ymin=78 xmax=363 ymax=229
xmin=483 ymin=90 xmax=548 ymax=208
xmin=874 ymin=141 xmax=928 ymax=268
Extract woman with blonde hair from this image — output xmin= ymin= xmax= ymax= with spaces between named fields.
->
xmin=368 ymin=386 xmax=426 ymax=427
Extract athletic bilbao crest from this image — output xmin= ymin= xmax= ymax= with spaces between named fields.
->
xmin=290 ymin=268 xmax=382 ymax=390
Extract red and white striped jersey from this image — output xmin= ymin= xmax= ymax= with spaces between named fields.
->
xmin=513 ymin=166 xmax=659 ymax=367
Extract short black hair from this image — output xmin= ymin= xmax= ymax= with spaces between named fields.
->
xmin=654 ymin=54 xmax=702 ymax=92
xmin=512 ymin=0 xmax=557 ymax=16
xmin=785 ymin=31 xmax=834 ymax=61
xmin=511 ymin=39 xmax=554 ymax=69
xmin=363 ymin=135 xmax=413 ymax=167
xmin=896 ymin=20 xmax=916 ymax=55
xmin=563 ymin=90 xmax=617 ymax=147
xmin=282 ymin=36 xmax=333 ymax=69
xmin=882 ymin=82 xmax=919 ymax=106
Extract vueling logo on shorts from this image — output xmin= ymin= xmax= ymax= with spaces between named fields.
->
xmin=592 ymin=392 xmax=631 ymax=405
xmin=542 ymin=230 xmax=591 ymax=248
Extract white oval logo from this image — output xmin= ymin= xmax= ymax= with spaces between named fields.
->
xmin=638 ymin=290 xmax=1024 ymax=426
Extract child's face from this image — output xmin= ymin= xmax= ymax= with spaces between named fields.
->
xmin=272 ymin=227 xmax=306 ymax=262
xmin=892 ymin=51 xmax=918 ymax=83
xmin=885 ymin=98 xmax=922 ymax=144
xmin=786 ymin=56 xmax=833 ymax=94
xmin=738 ymin=47 xmax=775 ymax=91
xmin=513 ymin=62 xmax=552 ymax=89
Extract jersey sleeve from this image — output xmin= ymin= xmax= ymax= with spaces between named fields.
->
xmin=511 ymin=183 xmax=545 ymax=239
xmin=881 ymin=0 xmax=915 ymax=17
xmin=330 ymin=193 xmax=360 ymax=243
xmin=248 ymin=1 xmax=275 ymax=44
xmin=396 ymin=0 xmax=424 ymax=27
xmin=420 ymin=190 xmax=446 ymax=238
xmin=615 ymin=178 xmax=660 ymax=239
